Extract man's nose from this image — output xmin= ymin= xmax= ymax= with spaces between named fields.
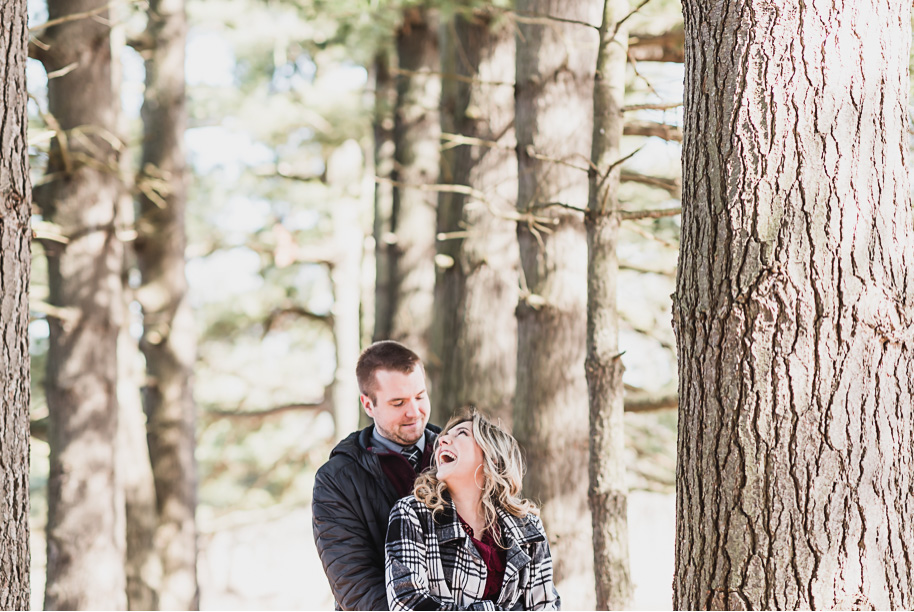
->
xmin=404 ymin=399 xmax=420 ymax=417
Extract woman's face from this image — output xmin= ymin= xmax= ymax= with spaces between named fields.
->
xmin=435 ymin=421 xmax=485 ymax=489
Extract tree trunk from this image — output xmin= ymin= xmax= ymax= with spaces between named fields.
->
xmin=384 ymin=7 xmax=440 ymax=359
xmin=0 ymin=2 xmax=32 ymax=607
xmin=134 ymin=0 xmax=199 ymax=607
xmin=673 ymin=1 xmax=914 ymax=609
xmin=112 ymin=14 xmax=160 ymax=607
xmin=373 ymin=48 xmax=395 ymax=339
xmin=430 ymin=8 xmax=518 ymax=426
xmin=328 ymin=143 xmax=365 ymax=438
xmin=118 ymin=317 xmax=161 ymax=611
xmin=514 ymin=1 xmax=598 ymax=607
xmin=586 ymin=0 xmax=632 ymax=608
xmin=36 ymin=1 xmax=127 ymax=608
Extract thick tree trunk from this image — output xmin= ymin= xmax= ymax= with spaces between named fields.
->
xmin=134 ymin=0 xmax=199 ymax=608
xmin=0 ymin=2 xmax=32 ymax=607
xmin=385 ymin=7 xmax=440 ymax=359
xmin=586 ymin=0 xmax=632 ymax=608
xmin=430 ymin=9 xmax=518 ymax=426
xmin=514 ymin=1 xmax=598 ymax=607
xmin=37 ymin=1 xmax=127 ymax=608
xmin=674 ymin=1 xmax=914 ymax=609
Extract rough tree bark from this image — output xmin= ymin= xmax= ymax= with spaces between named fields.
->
xmin=134 ymin=0 xmax=199 ymax=608
xmin=380 ymin=7 xmax=440 ymax=359
xmin=586 ymin=0 xmax=632 ymax=608
xmin=514 ymin=0 xmax=599 ymax=607
xmin=35 ymin=1 xmax=127 ymax=608
xmin=673 ymin=1 xmax=914 ymax=609
xmin=0 ymin=1 xmax=32 ymax=607
xmin=430 ymin=8 xmax=518 ymax=426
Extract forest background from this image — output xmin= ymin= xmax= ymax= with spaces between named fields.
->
xmin=3 ymin=0 xmax=912 ymax=609
xmin=21 ymin=0 xmax=682 ymax=608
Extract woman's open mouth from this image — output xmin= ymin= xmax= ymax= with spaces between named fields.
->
xmin=439 ymin=450 xmax=457 ymax=464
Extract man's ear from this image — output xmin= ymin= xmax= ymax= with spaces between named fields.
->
xmin=360 ymin=394 xmax=374 ymax=418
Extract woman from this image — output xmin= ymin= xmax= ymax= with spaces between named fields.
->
xmin=385 ymin=408 xmax=560 ymax=610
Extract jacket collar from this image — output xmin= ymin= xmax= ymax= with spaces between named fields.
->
xmin=432 ymin=498 xmax=544 ymax=547
xmin=496 ymin=506 xmax=545 ymax=546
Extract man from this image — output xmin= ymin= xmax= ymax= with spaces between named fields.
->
xmin=312 ymin=340 xmax=440 ymax=610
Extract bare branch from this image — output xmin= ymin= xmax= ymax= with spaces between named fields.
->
xmin=440 ymin=132 xmax=516 ymax=153
xmin=29 ymin=0 xmax=147 ymax=33
xmin=624 ymin=101 xmax=683 ymax=112
xmin=31 ymin=220 xmax=69 ymax=243
xmin=621 ymin=170 xmax=681 ymax=197
xmin=520 ymin=145 xmax=593 ymax=173
xmin=621 ymin=206 xmax=681 ymax=220
xmin=624 ymin=119 xmax=682 ymax=141
xmin=624 ymin=222 xmax=678 ymax=249
xmin=531 ymin=201 xmax=587 ymax=214
xmin=500 ymin=8 xmax=600 ymax=30
xmin=205 ymin=399 xmax=331 ymax=420
xmin=625 ymin=391 xmax=678 ymax=412
xmin=263 ymin=306 xmax=333 ymax=334
xmin=619 ymin=261 xmax=676 ymax=276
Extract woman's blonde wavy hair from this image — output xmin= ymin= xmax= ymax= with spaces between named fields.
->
xmin=413 ymin=407 xmax=538 ymax=538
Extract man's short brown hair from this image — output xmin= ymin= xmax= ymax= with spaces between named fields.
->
xmin=356 ymin=340 xmax=423 ymax=402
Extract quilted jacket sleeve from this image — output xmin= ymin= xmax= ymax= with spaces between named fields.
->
xmin=313 ymin=463 xmax=388 ymax=611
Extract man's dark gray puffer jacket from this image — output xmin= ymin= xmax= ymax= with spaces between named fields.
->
xmin=312 ymin=424 xmax=440 ymax=611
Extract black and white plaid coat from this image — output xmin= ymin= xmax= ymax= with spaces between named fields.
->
xmin=385 ymin=495 xmax=561 ymax=610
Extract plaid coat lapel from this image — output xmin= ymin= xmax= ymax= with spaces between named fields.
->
xmin=386 ymin=496 xmax=561 ymax=610
xmin=434 ymin=503 xmax=488 ymax=602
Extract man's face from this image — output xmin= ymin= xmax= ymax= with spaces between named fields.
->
xmin=361 ymin=366 xmax=430 ymax=446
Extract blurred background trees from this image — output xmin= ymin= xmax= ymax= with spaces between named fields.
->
xmin=17 ymin=0 xmax=712 ymax=608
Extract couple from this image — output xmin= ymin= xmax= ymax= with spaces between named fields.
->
xmin=312 ymin=340 xmax=561 ymax=611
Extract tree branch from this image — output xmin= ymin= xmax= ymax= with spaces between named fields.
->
xmin=624 ymin=119 xmax=682 ymax=141
xmin=621 ymin=206 xmax=681 ymax=220
xmin=205 ymin=399 xmax=331 ymax=420
xmin=623 ymin=101 xmax=682 ymax=112
xmin=624 ymin=391 xmax=678 ymax=412
xmin=621 ymin=170 xmax=681 ymax=197
xmin=263 ymin=306 xmax=333 ymax=334
xmin=29 ymin=0 xmax=146 ymax=33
